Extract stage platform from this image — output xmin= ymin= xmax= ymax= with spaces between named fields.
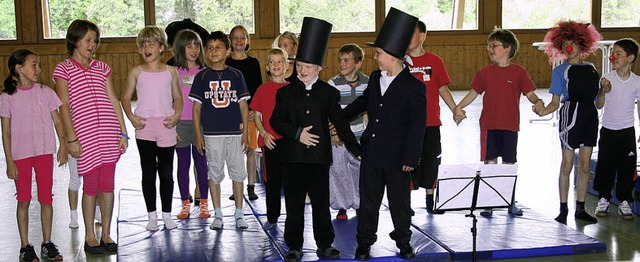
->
xmin=116 ymin=183 xmax=606 ymax=261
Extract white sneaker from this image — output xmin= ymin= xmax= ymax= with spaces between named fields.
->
xmin=595 ymin=198 xmax=609 ymax=217
xmin=618 ymin=201 xmax=634 ymax=220
xmin=146 ymin=219 xmax=158 ymax=231
xmin=210 ymin=217 xmax=224 ymax=230
xmin=235 ymin=217 xmax=249 ymax=229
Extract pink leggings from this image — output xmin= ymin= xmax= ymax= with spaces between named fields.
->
xmin=82 ymin=164 xmax=116 ymax=196
xmin=14 ymin=154 xmax=54 ymax=204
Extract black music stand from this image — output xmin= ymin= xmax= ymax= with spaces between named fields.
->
xmin=434 ymin=164 xmax=518 ymax=262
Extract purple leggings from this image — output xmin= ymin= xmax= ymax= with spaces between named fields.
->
xmin=176 ymin=146 xmax=209 ymax=201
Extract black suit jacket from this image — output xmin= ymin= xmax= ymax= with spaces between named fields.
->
xmin=271 ymin=79 xmax=360 ymax=164
xmin=344 ymin=67 xmax=426 ymax=170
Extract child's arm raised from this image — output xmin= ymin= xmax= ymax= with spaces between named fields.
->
xmin=121 ymin=67 xmax=145 ymax=130
xmin=51 ymin=109 xmax=68 ymax=166
xmin=55 ymin=78 xmax=81 ymax=158
xmin=164 ymin=66 xmax=183 ymax=128
xmin=1 ymin=117 xmax=17 ymax=180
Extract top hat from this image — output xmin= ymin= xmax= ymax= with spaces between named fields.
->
xmin=165 ymin=18 xmax=209 ymax=47
xmin=295 ymin=17 xmax=333 ymax=66
xmin=366 ymin=7 xmax=418 ymax=59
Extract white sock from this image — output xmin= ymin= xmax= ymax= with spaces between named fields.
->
xmin=146 ymin=212 xmax=158 ymax=231
xmin=235 ymin=208 xmax=244 ymax=219
xmin=163 ymin=212 xmax=177 ymax=229
xmin=214 ymin=208 xmax=223 ymax=219
xmin=95 ymin=205 xmax=102 ymax=223
xmin=70 ymin=210 xmax=78 ymax=220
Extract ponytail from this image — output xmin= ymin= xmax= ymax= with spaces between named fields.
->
xmin=3 ymin=49 xmax=37 ymax=95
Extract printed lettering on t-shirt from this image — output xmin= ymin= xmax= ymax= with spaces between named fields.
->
xmin=410 ymin=66 xmax=432 ymax=82
xmin=204 ymin=80 xmax=238 ymax=108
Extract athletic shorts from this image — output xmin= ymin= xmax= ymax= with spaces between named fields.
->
xmin=483 ymin=129 xmax=518 ymax=163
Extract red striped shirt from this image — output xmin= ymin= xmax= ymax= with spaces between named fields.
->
xmin=53 ymin=58 xmax=121 ymax=175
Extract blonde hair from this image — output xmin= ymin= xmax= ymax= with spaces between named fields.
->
xmin=266 ymin=48 xmax=288 ymax=63
xmin=230 ymin=25 xmax=251 ymax=51
xmin=272 ymin=31 xmax=298 ymax=49
xmin=136 ymin=26 xmax=168 ymax=55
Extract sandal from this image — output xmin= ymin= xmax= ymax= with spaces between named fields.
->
xmin=284 ymin=249 xmax=302 ymax=262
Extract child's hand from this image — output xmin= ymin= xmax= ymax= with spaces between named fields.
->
xmin=299 ymin=125 xmax=319 ymax=147
xmin=248 ymin=110 xmax=255 ymax=122
xmin=68 ymin=140 xmax=82 ymax=158
xmin=131 ymin=115 xmax=146 ymax=130
xmin=163 ymin=114 xmax=179 ymax=128
xmin=57 ymin=146 xmax=68 ymax=166
xmin=532 ymin=100 xmax=545 ymax=115
xmin=263 ymin=133 xmax=277 ymax=149
xmin=454 ymin=107 xmax=466 ymax=125
xmin=331 ymin=134 xmax=343 ymax=147
xmin=195 ymin=135 xmax=205 ymax=156
xmin=241 ymin=132 xmax=249 ymax=153
xmin=600 ymin=78 xmax=612 ymax=94
xmin=119 ymin=137 xmax=128 ymax=154
xmin=6 ymin=161 xmax=18 ymax=180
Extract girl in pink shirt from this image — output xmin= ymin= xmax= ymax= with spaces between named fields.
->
xmin=1 ymin=50 xmax=66 ymax=261
xmin=122 ymin=26 xmax=183 ymax=231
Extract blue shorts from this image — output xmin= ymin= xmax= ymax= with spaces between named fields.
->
xmin=484 ymin=130 xmax=518 ymax=163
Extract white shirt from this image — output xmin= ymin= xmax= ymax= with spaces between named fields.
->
xmin=380 ymin=71 xmax=397 ymax=96
xmin=601 ymin=70 xmax=640 ymax=130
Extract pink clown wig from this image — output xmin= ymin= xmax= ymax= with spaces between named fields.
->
xmin=543 ymin=20 xmax=602 ymax=63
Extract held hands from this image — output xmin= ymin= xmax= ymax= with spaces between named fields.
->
xmin=453 ymin=106 xmax=467 ymax=125
xmin=532 ymin=100 xmax=545 ymax=116
xmin=67 ymin=140 xmax=82 ymax=158
xmin=402 ymin=165 xmax=414 ymax=172
xmin=328 ymin=122 xmax=342 ymax=147
xmin=57 ymin=144 xmax=68 ymax=167
xmin=130 ymin=115 xmax=147 ymax=130
xmin=299 ymin=125 xmax=319 ymax=147
xmin=600 ymin=78 xmax=612 ymax=94
xmin=163 ymin=114 xmax=179 ymax=128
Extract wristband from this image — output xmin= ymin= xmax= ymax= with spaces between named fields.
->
xmin=67 ymin=138 xmax=78 ymax=144
xmin=120 ymin=132 xmax=130 ymax=140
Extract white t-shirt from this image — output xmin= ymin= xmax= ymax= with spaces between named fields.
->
xmin=601 ymin=70 xmax=640 ymax=130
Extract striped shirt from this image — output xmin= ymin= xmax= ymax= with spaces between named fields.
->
xmin=52 ymin=58 xmax=121 ymax=175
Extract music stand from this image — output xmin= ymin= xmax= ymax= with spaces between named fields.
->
xmin=434 ymin=164 xmax=518 ymax=262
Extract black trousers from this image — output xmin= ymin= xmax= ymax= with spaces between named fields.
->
xmin=137 ymin=139 xmax=175 ymax=213
xmin=357 ymin=163 xmax=412 ymax=247
xmin=283 ymin=163 xmax=333 ymax=251
xmin=412 ymin=126 xmax=442 ymax=189
xmin=594 ymin=127 xmax=636 ymax=202
xmin=263 ymin=145 xmax=285 ymax=223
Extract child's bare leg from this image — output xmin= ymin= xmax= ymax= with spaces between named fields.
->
xmin=99 ymin=192 xmax=115 ymax=243
xmin=17 ymin=201 xmax=30 ymax=247
xmin=233 ymin=180 xmax=244 ymax=208
xmin=82 ymin=194 xmax=99 ymax=246
xmin=41 ymin=203 xmax=53 ymax=243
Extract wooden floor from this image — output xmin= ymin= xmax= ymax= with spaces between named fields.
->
xmin=0 ymin=90 xmax=638 ymax=261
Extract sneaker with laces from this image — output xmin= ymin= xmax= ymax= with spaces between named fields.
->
xmin=618 ymin=201 xmax=634 ymax=220
xmin=19 ymin=244 xmax=39 ymax=262
xmin=199 ymin=199 xmax=211 ymax=218
xmin=210 ymin=217 xmax=224 ymax=230
xmin=336 ymin=209 xmax=348 ymax=220
xmin=177 ymin=200 xmax=191 ymax=219
xmin=595 ymin=198 xmax=609 ymax=217
xmin=480 ymin=208 xmax=493 ymax=217
xmin=236 ymin=216 xmax=249 ymax=229
xmin=41 ymin=242 xmax=62 ymax=261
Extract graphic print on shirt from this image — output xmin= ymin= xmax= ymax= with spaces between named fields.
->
xmin=410 ymin=65 xmax=432 ymax=82
xmin=206 ymin=80 xmax=238 ymax=108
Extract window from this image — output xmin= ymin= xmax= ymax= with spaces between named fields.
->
xmin=601 ymin=0 xmax=640 ymax=28
xmin=280 ymin=0 xmax=375 ymax=33
xmin=155 ymin=0 xmax=254 ymax=34
xmin=0 ymin=0 xmax=17 ymax=40
xmin=502 ymin=0 xmax=591 ymax=29
xmin=385 ymin=0 xmax=478 ymax=31
xmin=42 ymin=0 xmax=145 ymax=38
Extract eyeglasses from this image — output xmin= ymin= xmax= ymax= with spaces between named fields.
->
xmin=486 ymin=44 xmax=503 ymax=50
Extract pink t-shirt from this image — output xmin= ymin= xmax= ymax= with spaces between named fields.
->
xmin=250 ymin=81 xmax=288 ymax=148
xmin=177 ymin=66 xmax=202 ymax=120
xmin=0 ymin=84 xmax=62 ymax=161
xmin=135 ymin=68 xmax=175 ymax=118
xmin=470 ymin=64 xmax=536 ymax=132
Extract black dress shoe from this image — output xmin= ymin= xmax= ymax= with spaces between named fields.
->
xmin=100 ymin=239 xmax=118 ymax=252
xmin=398 ymin=242 xmax=415 ymax=260
xmin=354 ymin=245 xmax=371 ymax=261
xmin=84 ymin=242 xmax=104 ymax=255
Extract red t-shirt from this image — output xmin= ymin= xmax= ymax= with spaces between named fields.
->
xmin=408 ymin=52 xmax=451 ymax=126
xmin=249 ymin=81 xmax=288 ymax=147
xmin=470 ymin=64 xmax=536 ymax=132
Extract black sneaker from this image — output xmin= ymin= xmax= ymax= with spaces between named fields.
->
xmin=575 ymin=209 xmax=598 ymax=223
xmin=247 ymin=185 xmax=259 ymax=200
xmin=19 ymin=244 xmax=39 ymax=262
xmin=41 ymin=242 xmax=62 ymax=260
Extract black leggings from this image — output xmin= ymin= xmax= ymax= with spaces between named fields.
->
xmin=137 ymin=139 xmax=175 ymax=213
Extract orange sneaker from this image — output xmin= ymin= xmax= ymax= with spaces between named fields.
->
xmin=177 ymin=200 xmax=190 ymax=219
xmin=199 ymin=199 xmax=211 ymax=218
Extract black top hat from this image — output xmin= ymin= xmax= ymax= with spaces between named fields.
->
xmin=295 ymin=17 xmax=333 ymax=66
xmin=165 ymin=19 xmax=209 ymax=47
xmin=366 ymin=7 xmax=418 ymax=59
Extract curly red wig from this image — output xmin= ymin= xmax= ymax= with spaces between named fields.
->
xmin=543 ymin=20 xmax=602 ymax=62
